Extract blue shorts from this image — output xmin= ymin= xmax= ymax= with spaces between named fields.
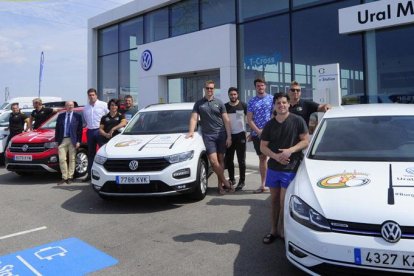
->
xmin=265 ymin=169 xmax=296 ymax=189
xmin=202 ymin=132 xmax=227 ymax=155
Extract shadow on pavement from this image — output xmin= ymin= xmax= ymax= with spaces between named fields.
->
xmin=173 ymin=197 xmax=305 ymax=276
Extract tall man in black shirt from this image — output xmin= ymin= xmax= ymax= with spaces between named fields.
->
xmin=5 ymin=103 xmax=30 ymax=148
xmin=260 ymin=92 xmax=309 ymax=244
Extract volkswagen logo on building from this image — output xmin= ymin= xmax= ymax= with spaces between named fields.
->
xmin=129 ymin=160 xmax=139 ymax=171
xmin=141 ymin=50 xmax=153 ymax=71
xmin=381 ymin=221 xmax=402 ymax=243
xmin=22 ymin=144 xmax=29 ymax=152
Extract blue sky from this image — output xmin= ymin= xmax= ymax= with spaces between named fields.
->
xmin=0 ymin=0 xmax=133 ymax=105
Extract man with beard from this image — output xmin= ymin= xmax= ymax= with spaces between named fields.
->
xmin=224 ymin=87 xmax=247 ymax=191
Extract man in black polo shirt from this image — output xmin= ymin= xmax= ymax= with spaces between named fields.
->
xmin=30 ymin=98 xmax=56 ymax=130
xmin=187 ymin=80 xmax=234 ymax=195
xmin=286 ymin=81 xmax=330 ymax=132
xmin=5 ymin=103 xmax=30 ymax=147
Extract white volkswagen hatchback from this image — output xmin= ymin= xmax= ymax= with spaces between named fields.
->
xmin=91 ymin=103 xmax=209 ymax=200
xmin=284 ymin=104 xmax=414 ymax=275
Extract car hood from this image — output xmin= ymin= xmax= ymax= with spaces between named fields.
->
xmin=101 ymin=133 xmax=202 ymax=158
xmin=11 ymin=129 xmax=55 ymax=143
xmin=294 ymin=159 xmax=414 ymax=225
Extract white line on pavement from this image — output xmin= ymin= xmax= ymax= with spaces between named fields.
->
xmin=0 ymin=226 xmax=47 ymax=240
xmin=16 ymin=255 xmax=43 ymax=276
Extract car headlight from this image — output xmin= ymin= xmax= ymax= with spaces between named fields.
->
xmin=94 ymin=155 xmax=107 ymax=165
xmin=44 ymin=142 xmax=58 ymax=149
xmin=166 ymin=150 xmax=194 ymax=164
xmin=289 ymin=195 xmax=331 ymax=232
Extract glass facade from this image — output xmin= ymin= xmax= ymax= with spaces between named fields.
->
xmin=96 ymin=0 xmax=414 ymax=105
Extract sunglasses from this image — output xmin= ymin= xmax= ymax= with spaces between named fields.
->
xmin=205 ymin=87 xmax=214 ymax=90
xmin=290 ymin=88 xmax=301 ymax=92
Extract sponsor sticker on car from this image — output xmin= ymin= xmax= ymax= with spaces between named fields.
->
xmin=116 ymin=176 xmax=150 ymax=184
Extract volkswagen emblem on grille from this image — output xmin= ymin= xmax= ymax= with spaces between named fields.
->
xmin=22 ymin=144 xmax=29 ymax=152
xmin=381 ymin=221 xmax=402 ymax=243
xmin=129 ymin=160 xmax=139 ymax=171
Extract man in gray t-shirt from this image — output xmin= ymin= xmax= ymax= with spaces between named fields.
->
xmin=187 ymin=80 xmax=234 ymax=195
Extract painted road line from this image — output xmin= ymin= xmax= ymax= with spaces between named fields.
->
xmin=0 ymin=226 xmax=47 ymax=240
xmin=0 ymin=237 xmax=118 ymax=275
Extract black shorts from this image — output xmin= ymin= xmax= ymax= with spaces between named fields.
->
xmin=252 ymin=136 xmax=263 ymax=156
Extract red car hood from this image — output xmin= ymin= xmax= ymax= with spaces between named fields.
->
xmin=12 ymin=129 xmax=55 ymax=143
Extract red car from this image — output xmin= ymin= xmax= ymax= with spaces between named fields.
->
xmin=5 ymin=107 xmax=88 ymax=177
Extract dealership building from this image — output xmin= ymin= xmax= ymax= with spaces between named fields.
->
xmin=88 ymin=0 xmax=414 ymax=108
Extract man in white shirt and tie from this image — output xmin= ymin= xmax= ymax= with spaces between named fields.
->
xmin=82 ymin=88 xmax=109 ymax=182
xmin=55 ymin=101 xmax=83 ymax=185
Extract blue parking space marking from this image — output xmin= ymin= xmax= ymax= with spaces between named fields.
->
xmin=0 ymin=237 xmax=118 ymax=275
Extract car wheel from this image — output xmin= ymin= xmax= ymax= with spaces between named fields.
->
xmin=74 ymin=149 xmax=88 ymax=177
xmin=190 ymin=158 xmax=208 ymax=200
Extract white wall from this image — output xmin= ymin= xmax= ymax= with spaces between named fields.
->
xmin=136 ymin=24 xmax=237 ymax=108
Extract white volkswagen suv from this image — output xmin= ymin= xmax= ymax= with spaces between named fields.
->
xmin=91 ymin=103 xmax=209 ymax=200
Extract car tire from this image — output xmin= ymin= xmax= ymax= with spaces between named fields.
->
xmin=74 ymin=148 xmax=88 ymax=178
xmin=190 ymin=158 xmax=208 ymax=200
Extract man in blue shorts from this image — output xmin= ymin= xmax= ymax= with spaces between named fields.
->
xmin=187 ymin=80 xmax=234 ymax=195
xmin=247 ymin=78 xmax=273 ymax=193
xmin=260 ymin=92 xmax=309 ymax=244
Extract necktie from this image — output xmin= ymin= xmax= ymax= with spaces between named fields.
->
xmin=65 ymin=113 xmax=71 ymax=137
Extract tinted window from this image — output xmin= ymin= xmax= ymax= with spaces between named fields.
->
xmin=124 ymin=110 xmax=192 ymax=134
xmin=119 ymin=50 xmax=138 ymax=103
xmin=98 ymin=54 xmax=119 ymax=102
xmin=310 ymin=116 xmax=414 ymax=161
xmin=238 ymin=0 xmax=288 ymax=22
xmin=145 ymin=8 xmax=169 ymax=43
xmin=119 ymin=17 xmax=143 ymax=51
xmin=293 ymin=0 xmax=336 ymax=9
xmin=292 ymin=0 xmax=364 ymax=102
xmin=171 ymin=0 xmax=199 ymax=37
xmin=201 ymin=0 xmax=235 ymax=29
xmin=98 ymin=25 xmax=118 ymax=56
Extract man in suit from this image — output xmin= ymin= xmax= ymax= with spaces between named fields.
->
xmin=55 ymin=101 xmax=83 ymax=185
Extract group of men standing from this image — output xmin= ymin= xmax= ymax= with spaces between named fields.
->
xmin=188 ymin=78 xmax=330 ymax=244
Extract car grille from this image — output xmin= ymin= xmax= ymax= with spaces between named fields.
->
xmin=103 ymin=158 xmax=170 ymax=172
xmin=329 ymin=219 xmax=414 ymax=239
xmin=10 ymin=143 xmax=45 ymax=153
xmin=100 ymin=181 xmax=173 ymax=193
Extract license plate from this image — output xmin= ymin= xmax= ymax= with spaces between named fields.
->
xmin=116 ymin=176 xmax=150 ymax=184
xmin=14 ymin=155 xmax=32 ymax=161
xmin=355 ymin=248 xmax=414 ymax=269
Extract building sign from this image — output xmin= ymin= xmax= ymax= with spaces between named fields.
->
xmin=339 ymin=0 xmax=414 ymax=34
xmin=314 ymin=63 xmax=341 ymax=106
xmin=243 ymin=52 xmax=281 ymax=68
xmin=141 ymin=50 xmax=153 ymax=71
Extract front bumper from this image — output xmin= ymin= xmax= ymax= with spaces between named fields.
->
xmin=91 ymin=159 xmax=199 ymax=197
xmin=285 ymin=213 xmax=414 ymax=275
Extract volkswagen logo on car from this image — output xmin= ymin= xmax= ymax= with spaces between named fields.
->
xmin=381 ymin=221 xmax=402 ymax=243
xmin=129 ymin=160 xmax=139 ymax=171
xmin=22 ymin=144 xmax=29 ymax=152
xmin=141 ymin=50 xmax=153 ymax=71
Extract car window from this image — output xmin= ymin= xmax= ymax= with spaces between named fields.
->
xmin=124 ymin=110 xmax=192 ymax=134
xmin=0 ymin=112 xmax=10 ymax=126
xmin=309 ymin=116 xmax=414 ymax=161
xmin=39 ymin=113 xmax=58 ymax=129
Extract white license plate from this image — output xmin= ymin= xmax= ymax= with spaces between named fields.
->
xmin=14 ymin=155 xmax=32 ymax=161
xmin=116 ymin=176 xmax=150 ymax=184
xmin=355 ymin=248 xmax=414 ymax=269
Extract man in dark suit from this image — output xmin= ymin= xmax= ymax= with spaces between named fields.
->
xmin=55 ymin=101 xmax=83 ymax=185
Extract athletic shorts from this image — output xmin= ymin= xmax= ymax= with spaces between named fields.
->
xmin=265 ymin=168 xmax=296 ymax=189
xmin=252 ymin=136 xmax=262 ymax=155
xmin=202 ymin=132 xmax=227 ymax=155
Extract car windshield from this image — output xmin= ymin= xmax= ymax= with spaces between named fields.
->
xmin=309 ymin=115 xmax=414 ymax=161
xmin=123 ymin=109 xmax=191 ymax=135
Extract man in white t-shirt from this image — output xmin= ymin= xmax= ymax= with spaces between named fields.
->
xmin=224 ymin=87 xmax=247 ymax=191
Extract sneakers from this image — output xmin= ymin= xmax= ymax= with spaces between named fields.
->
xmin=235 ymin=181 xmax=245 ymax=191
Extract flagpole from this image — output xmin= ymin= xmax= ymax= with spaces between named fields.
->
xmin=38 ymin=51 xmax=44 ymax=98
